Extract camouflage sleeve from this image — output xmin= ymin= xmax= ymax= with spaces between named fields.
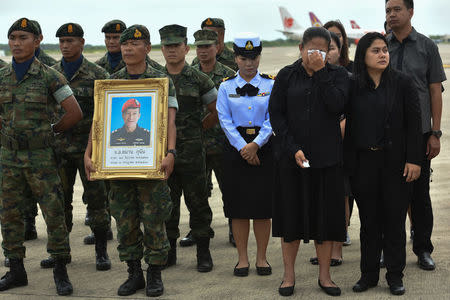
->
xmin=46 ymin=67 xmax=73 ymax=103
xmin=168 ymin=77 xmax=178 ymax=110
xmin=197 ymin=71 xmax=217 ymax=105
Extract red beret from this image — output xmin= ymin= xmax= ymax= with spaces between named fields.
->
xmin=122 ymin=98 xmax=140 ymax=113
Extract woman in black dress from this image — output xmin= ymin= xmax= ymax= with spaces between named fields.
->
xmin=269 ymin=27 xmax=349 ymax=297
xmin=323 ymin=21 xmax=354 ymax=74
xmin=344 ymin=32 xmax=422 ymax=296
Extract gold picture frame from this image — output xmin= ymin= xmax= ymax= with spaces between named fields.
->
xmin=90 ymin=78 xmax=169 ymax=180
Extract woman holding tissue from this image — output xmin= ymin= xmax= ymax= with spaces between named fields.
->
xmin=269 ymin=27 xmax=349 ymax=297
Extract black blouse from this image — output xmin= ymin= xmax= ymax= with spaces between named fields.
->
xmin=352 ymin=80 xmax=388 ymax=149
xmin=269 ymin=59 xmax=350 ymax=168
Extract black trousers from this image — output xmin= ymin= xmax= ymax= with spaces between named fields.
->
xmin=411 ymin=133 xmax=434 ymax=255
xmin=352 ymin=150 xmax=411 ymax=284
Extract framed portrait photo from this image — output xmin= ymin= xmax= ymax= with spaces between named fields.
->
xmin=90 ymin=78 xmax=169 ymax=180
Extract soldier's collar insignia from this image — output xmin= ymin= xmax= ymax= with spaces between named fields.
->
xmin=134 ymin=29 xmax=142 ymax=38
xmin=116 ymin=24 xmax=121 ymax=31
xmin=245 ymin=41 xmax=254 ymax=50
xmin=68 ymin=24 xmax=73 ymax=33
xmin=206 ymin=18 xmax=213 ymax=26
xmin=21 ymin=19 xmax=27 ymax=28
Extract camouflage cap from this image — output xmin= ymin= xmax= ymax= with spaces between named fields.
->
xmin=194 ymin=29 xmax=218 ymax=46
xmin=56 ymin=23 xmax=84 ymax=37
xmin=119 ymin=24 xmax=150 ymax=44
xmin=8 ymin=18 xmax=40 ymax=37
xmin=201 ymin=18 xmax=225 ymax=29
xmin=30 ymin=20 xmax=42 ymax=35
xmin=102 ymin=19 xmax=126 ymax=33
xmin=159 ymin=24 xmax=187 ymax=45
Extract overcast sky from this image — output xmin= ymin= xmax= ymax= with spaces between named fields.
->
xmin=0 ymin=0 xmax=448 ymax=45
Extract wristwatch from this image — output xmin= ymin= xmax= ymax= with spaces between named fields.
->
xmin=167 ymin=149 xmax=177 ymax=158
xmin=431 ymin=130 xmax=442 ymax=139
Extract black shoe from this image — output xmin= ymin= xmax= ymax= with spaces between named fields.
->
xmin=352 ymin=279 xmax=377 ymax=293
xmin=24 ymin=217 xmax=37 ymax=241
xmin=389 ymin=282 xmax=405 ymax=295
xmin=310 ymin=257 xmax=319 ymax=265
xmin=146 ymin=265 xmax=164 ymax=297
xmin=233 ymin=263 xmax=249 ymax=277
xmin=41 ymin=256 xmax=72 ymax=269
xmin=256 ymin=261 xmax=272 ymax=276
xmin=279 ymin=281 xmax=295 ymax=297
xmin=94 ymin=229 xmax=111 ymax=271
xmin=53 ymin=259 xmax=73 ymax=296
xmin=0 ymin=258 xmax=28 ymax=291
xmin=84 ymin=211 xmax=90 ymax=226
xmin=380 ymin=253 xmax=385 ymax=268
xmin=418 ymin=252 xmax=435 ymax=270
xmin=4 ymin=258 xmax=9 ymax=268
xmin=330 ymin=258 xmax=343 ymax=267
xmin=179 ymin=231 xmax=196 ymax=247
xmin=162 ymin=239 xmax=177 ymax=270
xmin=196 ymin=238 xmax=213 ymax=272
xmin=318 ymin=279 xmax=341 ymax=296
xmin=117 ymin=260 xmax=145 ymax=296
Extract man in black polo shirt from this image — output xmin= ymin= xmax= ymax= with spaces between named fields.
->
xmin=386 ymin=0 xmax=446 ymax=271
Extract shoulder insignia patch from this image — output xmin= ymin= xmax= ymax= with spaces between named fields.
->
xmin=260 ymin=73 xmax=275 ymax=80
xmin=223 ymin=74 xmax=237 ymax=82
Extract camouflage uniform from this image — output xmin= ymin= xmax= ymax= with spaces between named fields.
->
xmin=162 ymin=63 xmax=217 ymax=240
xmin=96 ymin=54 xmax=164 ymax=74
xmin=0 ymin=59 xmax=7 ymax=68
xmin=35 ymin=48 xmax=57 ymax=67
xmin=109 ymin=62 xmax=178 ymax=265
xmin=192 ymin=61 xmax=235 ymax=198
xmin=0 ymin=58 xmax=72 ymax=260
xmin=191 ymin=46 xmax=237 ymax=71
xmin=52 ymin=57 xmax=110 ymax=233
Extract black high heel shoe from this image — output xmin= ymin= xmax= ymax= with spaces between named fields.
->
xmin=278 ymin=281 xmax=295 ymax=296
xmin=318 ymin=279 xmax=341 ymax=296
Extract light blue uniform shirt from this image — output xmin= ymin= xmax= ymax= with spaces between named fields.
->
xmin=217 ymin=71 xmax=274 ymax=151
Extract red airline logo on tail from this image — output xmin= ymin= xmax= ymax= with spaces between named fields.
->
xmin=350 ymin=20 xmax=361 ymax=29
xmin=284 ymin=17 xmax=294 ymax=28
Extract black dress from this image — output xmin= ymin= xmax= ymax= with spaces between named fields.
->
xmin=269 ymin=60 xmax=349 ymax=242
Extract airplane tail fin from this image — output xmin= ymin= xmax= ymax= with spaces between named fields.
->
xmin=279 ymin=6 xmax=303 ymax=31
xmin=350 ymin=20 xmax=361 ymax=29
xmin=309 ymin=12 xmax=323 ymax=27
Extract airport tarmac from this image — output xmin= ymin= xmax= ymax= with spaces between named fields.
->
xmin=0 ymin=45 xmax=449 ymax=299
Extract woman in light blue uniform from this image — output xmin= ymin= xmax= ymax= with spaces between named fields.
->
xmin=217 ymin=32 xmax=275 ymax=277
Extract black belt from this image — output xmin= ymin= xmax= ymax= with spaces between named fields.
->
xmin=1 ymin=133 xmax=53 ymax=150
xmin=368 ymin=146 xmax=383 ymax=151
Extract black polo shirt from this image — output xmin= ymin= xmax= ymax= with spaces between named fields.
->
xmin=387 ymin=27 xmax=446 ymax=133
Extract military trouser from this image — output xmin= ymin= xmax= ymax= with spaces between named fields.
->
xmin=166 ymin=154 xmax=214 ymax=240
xmin=0 ymin=161 xmax=70 ymax=260
xmin=109 ymin=180 xmax=172 ymax=265
xmin=58 ymin=152 xmax=109 ymax=233
xmin=206 ymin=152 xmax=225 ymax=204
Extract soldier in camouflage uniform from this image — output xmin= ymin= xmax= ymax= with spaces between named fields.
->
xmin=180 ymin=29 xmax=236 ymax=248
xmin=159 ymin=24 xmax=217 ymax=273
xmin=0 ymin=18 xmax=83 ymax=296
xmin=21 ymin=20 xmax=58 ymax=243
xmin=96 ymin=20 xmax=164 ymax=75
xmin=85 ymin=25 xmax=177 ymax=298
xmin=36 ymin=23 xmax=112 ymax=272
xmin=191 ymin=18 xmax=238 ymax=71
xmin=0 ymin=59 xmax=7 ymax=68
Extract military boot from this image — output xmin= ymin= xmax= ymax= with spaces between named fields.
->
xmin=0 ymin=258 xmax=28 ymax=291
xmin=179 ymin=231 xmax=196 ymax=247
xmin=24 ymin=217 xmax=37 ymax=241
xmin=94 ymin=229 xmax=111 ymax=271
xmin=41 ymin=255 xmax=71 ymax=269
xmin=83 ymin=227 xmax=113 ymax=245
xmin=163 ymin=239 xmax=177 ymax=269
xmin=117 ymin=260 xmax=145 ymax=296
xmin=196 ymin=237 xmax=213 ymax=272
xmin=146 ymin=264 xmax=164 ymax=297
xmin=53 ymin=259 xmax=73 ymax=296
